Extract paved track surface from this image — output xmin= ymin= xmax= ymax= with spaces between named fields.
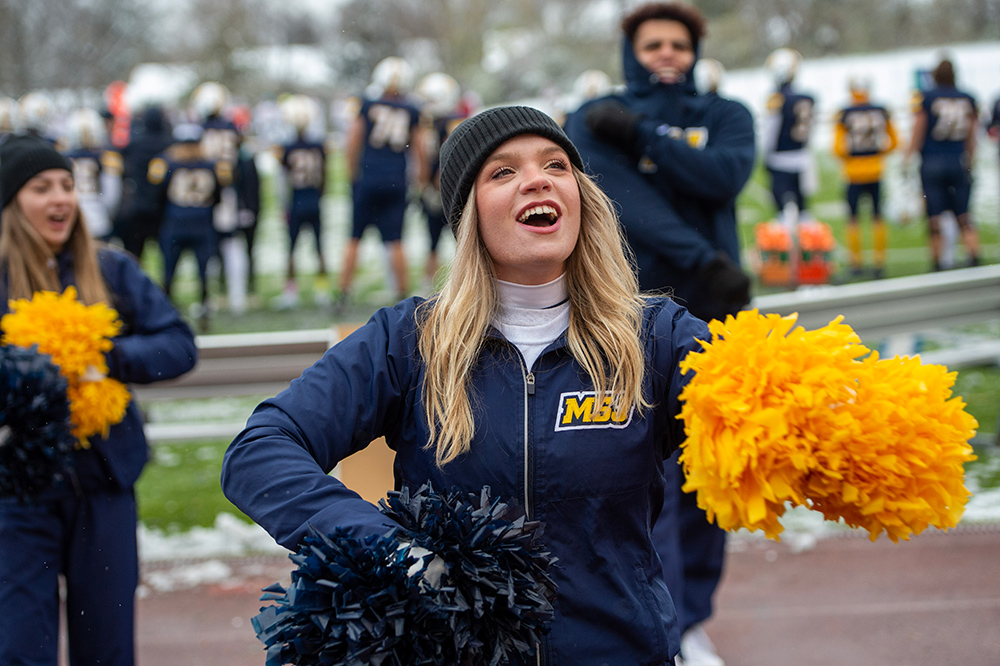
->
xmin=79 ymin=527 xmax=1000 ymax=665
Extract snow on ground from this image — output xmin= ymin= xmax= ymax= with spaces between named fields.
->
xmin=138 ymin=482 xmax=1000 ymax=591
xmin=138 ymin=513 xmax=287 ymax=563
xmin=137 ymin=448 xmax=1000 ymax=590
xmin=140 ymin=487 xmax=1000 ymax=592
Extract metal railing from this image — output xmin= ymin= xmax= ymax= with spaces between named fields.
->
xmin=752 ymin=264 xmax=1000 ymax=340
xmin=139 ymin=265 xmax=1000 ymax=442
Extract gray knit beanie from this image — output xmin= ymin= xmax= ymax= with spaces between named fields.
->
xmin=439 ymin=106 xmax=584 ymax=227
xmin=1 ymin=135 xmax=73 ymax=209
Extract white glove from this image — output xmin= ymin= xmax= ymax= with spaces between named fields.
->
xmin=398 ymin=542 xmax=446 ymax=588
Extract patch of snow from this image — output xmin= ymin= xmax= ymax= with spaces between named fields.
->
xmin=138 ymin=512 xmax=287 ymax=562
xmin=964 ymin=488 xmax=1000 ymax=523
xmin=142 ymin=559 xmax=234 ymax=592
xmin=964 ymin=454 xmax=1000 ymax=523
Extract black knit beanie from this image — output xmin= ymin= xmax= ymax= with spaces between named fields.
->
xmin=1 ymin=135 xmax=73 ymax=209
xmin=439 ymin=106 xmax=584 ymax=227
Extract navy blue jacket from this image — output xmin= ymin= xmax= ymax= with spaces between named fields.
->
xmin=564 ymin=41 xmax=755 ymax=320
xmin=1 ymin=248 xmax=197 ymax=490
xmin=222 ymin=296 xmax=708 ymax=664
xmin=120 ymin=107 xmax=173 ymax=215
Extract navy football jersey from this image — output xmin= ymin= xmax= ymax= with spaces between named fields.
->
xmin=149 ymin=155 xmax=229 ymax=225
xmin=918 ymin=87 xmax=977 ymax=158
xmin=768 ymin=84 xmax=814 ymax=152
xmin=281 ymin=138 xmax=326 ymax=210
xmin=357 ymin=97 xmax=420 ymax=184
xmin=836 ymin=103 xmax=892 ymax=157
xmin=64 ymin=147 xmax=122 ymax=195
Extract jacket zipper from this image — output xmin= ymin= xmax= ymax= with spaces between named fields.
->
xmin=522 ymin=366 xmax=535 ymax=519
xmin=520 ymin=363 xmax=546 ymax=666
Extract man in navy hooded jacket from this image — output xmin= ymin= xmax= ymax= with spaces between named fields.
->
xmin=565 ymin=4 xmax=755 ymax=665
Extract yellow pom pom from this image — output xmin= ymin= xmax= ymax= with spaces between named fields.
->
xmin=3 ymin=288 xmax=130 ymax=447
xmin=678 ymin=309 xmax=977 ymax=542
xmin=806 ymin=353 xmax=977 ymax=542
xmin=2 ymin=287 xmax=121 ymax=380
xmin=68 ymin=378 xmax=131 ymax=444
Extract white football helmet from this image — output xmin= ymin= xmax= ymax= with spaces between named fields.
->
xmin=847 ymin=74 xmax=871 ymax=95
xmin=18 ymin=91 xmax=53 ymax=133
xmin=280 ymin=94 xmax=315 ymax=134
xmin=694 ymin=59 xmax=725 ymax=95
xmin=0 ymin=97 xmax=17 ymax=134
xmin=370 ymin=57 xmax=414 ymax=97
xmin=572 ymin=70 xmax=613 ymax=102
xmin=766 ymin=48 xmax=802 ymax=86
xmin=68 ymin=108 xmax=107 ymax=149
xmin=191 ymin=81 xmax=230 ymax=119
xmin=416 ymin=73 xmax=461 ymax=117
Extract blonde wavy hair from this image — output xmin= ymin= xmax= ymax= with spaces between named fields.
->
xmin=417 ymin=168 xmax=650 ymax=467
xmin=0 ymin=201 xmax=109 ymax=305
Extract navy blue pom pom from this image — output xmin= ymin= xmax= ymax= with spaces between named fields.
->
xmin=0 ymin=345 xmax=75 ymax=501
xmin=380 ymin=484 xmax=558 ymax=664
xmin=253 ymin=484 xmax=558 ymax=666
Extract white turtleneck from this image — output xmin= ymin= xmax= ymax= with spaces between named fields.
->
xmin=494 ymin=274 xmax=570 ymax=370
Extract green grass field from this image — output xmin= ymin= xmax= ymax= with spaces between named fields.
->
xmin=135 ymin=149 xmax=1000 ymax=534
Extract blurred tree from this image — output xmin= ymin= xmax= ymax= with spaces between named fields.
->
xmin=2 ymin=0 xmax=999 ymax=105
xmin=0 ymin=0 xmax=151 ymax=95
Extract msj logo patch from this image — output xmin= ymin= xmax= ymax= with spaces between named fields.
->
xmin=554 ymin=391 xmax=634 ymax=432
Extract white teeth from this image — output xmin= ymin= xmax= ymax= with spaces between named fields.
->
xmin=517 ymin=205 xmax=558 ymax=223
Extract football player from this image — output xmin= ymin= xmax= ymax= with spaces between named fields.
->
xmin=763 ymin=48 xmax=815 ymax=221
xmin=275 ymin=94 xmax=330 ymax=308
xmin=833 ymin=76 xmax=898 ymax=279
xmin=904 ymin=57 xmax=981 ymax=270
xmin=62 ymin=108 xmax=123 ymax=241
xmin=415 ymin=72 xmax=465 ymax=291
xmin=149 ymin=123 xmax=231 ymax=331
xmin=339 ymin=56 xmax=426 ymax=306
xmin=191 ymin=81 xmax=247 ymax=313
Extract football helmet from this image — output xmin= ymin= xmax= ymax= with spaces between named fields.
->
xmin=694 ymin=58 xmax=725 ymax=95
xmin=68 ymin=108 xmax=107 ymax=149
xmin=18 ymin=91 xmax=53 ymax=133
xmin=370 ymin=57 xmax=414 ymax=97
xmin=766 ymin=48 xmax=802 ymax=86
xmin=847 ymin=74 xmax=871 ymax=95
xmin=191 ymin=81 xmax=230 ymax=119
xmin=280 ymin=94 xmax=315 ymax=134
xmin=416 ymin=72 xmax=461 ymax=117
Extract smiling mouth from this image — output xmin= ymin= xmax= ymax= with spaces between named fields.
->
xmin=517 ymin=205 xmax=559 ymax=227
